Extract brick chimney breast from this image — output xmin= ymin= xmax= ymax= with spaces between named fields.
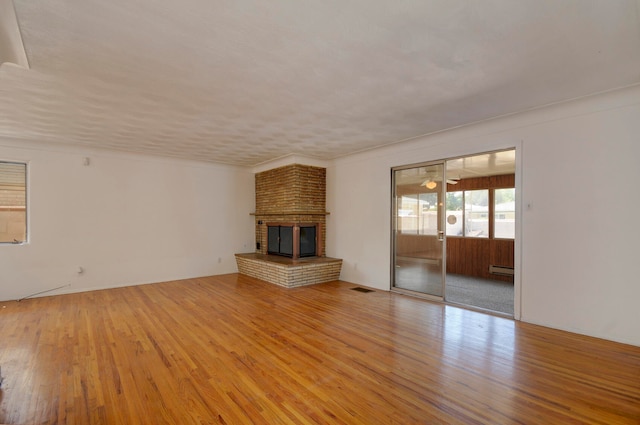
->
xmin=254 ymin=164 xmax=327 ymax=257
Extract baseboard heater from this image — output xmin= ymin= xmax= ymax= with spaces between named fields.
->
xmin=489 ymin=265 xmax=514 ymax=276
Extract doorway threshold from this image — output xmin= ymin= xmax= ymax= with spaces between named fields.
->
xmin=391 ymin=287 xmax=443 ymax=302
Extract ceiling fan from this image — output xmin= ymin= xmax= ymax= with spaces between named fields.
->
xmin=420 ymin=176 xmax=460 ymax=189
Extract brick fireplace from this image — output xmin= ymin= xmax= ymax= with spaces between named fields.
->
xmin=235 ymin=164 xmax=342 ymax=288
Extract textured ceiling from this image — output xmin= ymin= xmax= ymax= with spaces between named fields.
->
xmin=1 ymin=0 xmax=639 ymax=166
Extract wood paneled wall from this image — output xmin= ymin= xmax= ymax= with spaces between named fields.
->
xmin=446 ymin=238 xmax=513 ymax=281
xmin=447 ymin=174 xmax=515 ymax=191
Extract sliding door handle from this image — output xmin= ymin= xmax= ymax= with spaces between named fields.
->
xmin=438 ymin=231 xmax=444 ymax=241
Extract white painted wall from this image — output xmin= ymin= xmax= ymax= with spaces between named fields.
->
xmin=0 ymin=141 xmax=254 ymax=301
xmin=327 ymin=84 xmax=640 ymax=346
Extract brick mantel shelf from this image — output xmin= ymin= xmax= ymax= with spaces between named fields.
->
xmin=251 ymin=211 xmax=330 ymax=216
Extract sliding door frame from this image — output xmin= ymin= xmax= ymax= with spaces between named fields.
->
xmin=391 ymin=159 xmax=447 ymax=300
xmin=389 ymin=143 xmax=522 ymax=320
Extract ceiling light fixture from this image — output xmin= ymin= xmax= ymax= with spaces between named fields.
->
xmin=425 ymin=180 xmax=437 ymax=190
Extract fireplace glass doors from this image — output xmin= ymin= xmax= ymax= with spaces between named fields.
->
xmin=267 ymin=223 xmax=317 ymax=258
xmin=299 ymin=226 xmax=317 ymax=257
xmin=268 ymin=225 xmax=293 ymax=256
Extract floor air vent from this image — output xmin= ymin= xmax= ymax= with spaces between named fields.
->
xmin=351 ymin=287 xmax=374 ymax=293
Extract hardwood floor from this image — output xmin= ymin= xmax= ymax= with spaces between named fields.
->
xmin=0 ymin=274 xmax=638 ymax=424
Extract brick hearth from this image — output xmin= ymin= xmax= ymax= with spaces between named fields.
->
xmin=235 ymin=253 xmax=342 ymax=288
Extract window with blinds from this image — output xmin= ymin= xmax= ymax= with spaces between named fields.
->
xmin=0 ymin=161 xmax=27 ymax=243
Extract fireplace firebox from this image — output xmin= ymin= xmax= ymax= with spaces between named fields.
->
xmin=267 ymin=223 xmax=319 ymax=259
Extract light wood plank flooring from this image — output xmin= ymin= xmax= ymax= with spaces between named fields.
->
xmin=0 ymin=274 xmax=638 ymax=424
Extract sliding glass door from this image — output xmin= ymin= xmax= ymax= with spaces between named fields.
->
xmin=392 ymin=162 xmax=445 ymax=297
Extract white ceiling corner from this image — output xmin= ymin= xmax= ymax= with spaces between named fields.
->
xmin=0 ymin=0 xmax=639 ymax=166
xmin=0 ymin=0 xmax=29 ymax=68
